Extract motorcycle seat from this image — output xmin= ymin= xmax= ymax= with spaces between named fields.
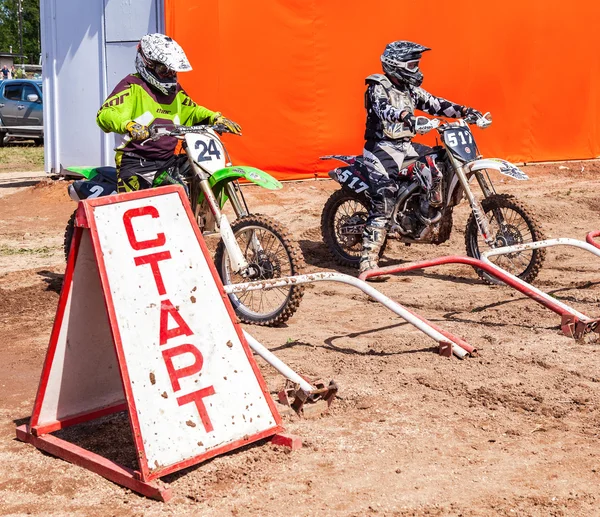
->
xmin=412 ymin=143 xmax=435 ymax=156
xmin=95 ymin=166 xmax=117 ymax=184
xmin=401 ymin=143 xmax=438 ymax=168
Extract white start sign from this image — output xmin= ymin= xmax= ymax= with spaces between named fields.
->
xmin=84 ymin=187 xmax=281 ymax=477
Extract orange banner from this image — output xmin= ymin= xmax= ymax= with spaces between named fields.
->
xmin=166 ymin=0 xmax=600 ymax=180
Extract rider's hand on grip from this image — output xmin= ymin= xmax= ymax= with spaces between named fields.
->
xmin=125 ymin=121 xmax=150 ymax=141
xmin=400 ymin=111 xmax=416 ymax=132
xmin=462 ymin=107 xmax=482 ymax=124
xmin=213 ymin=113 xmax=242 ymax=136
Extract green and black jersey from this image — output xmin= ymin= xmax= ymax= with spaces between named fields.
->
xmin=97 ymin=73 xmax=217 ymax=165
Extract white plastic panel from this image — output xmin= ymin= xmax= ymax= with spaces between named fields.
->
xmin=105 ymin=0 xmax=159 ymax=42
xmin=40 ymin=0 xmax=164 ymax=173
xmin=105 ymin=42 xmax=138 ymax=97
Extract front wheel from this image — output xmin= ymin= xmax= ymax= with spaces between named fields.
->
xmin=465 ymin=193 xmax=546 ymax=284
xmin=214 ymin=214 xmax=305 ymax=326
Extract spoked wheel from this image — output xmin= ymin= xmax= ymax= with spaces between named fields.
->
xmin=63 ymin=209 xmax=77 ymax=261
xmin=214 ymin=214 xmax=305 ymax=326
xmin=321 ymin=189 xmax=380 ymax=268
xmin=465 ymin=194 xmax=546 ymax=284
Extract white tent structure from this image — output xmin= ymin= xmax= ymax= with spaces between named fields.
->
xmin=41 ymin=0 xmax=163 ymax=174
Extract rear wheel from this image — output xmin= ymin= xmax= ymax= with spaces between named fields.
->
xmin=214 ymin=214 xmax=305 ymax=326
xmin=465 ymin=194 xmax=546 ymax=284
xmin=320 ymin=189 xmax=384 ymax=268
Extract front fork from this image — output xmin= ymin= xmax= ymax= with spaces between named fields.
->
xmin=224 ymin=182 xmax=266 ymax=265
xmin=452 ymin=157 xmax=495 ymax=246
xmin=190 ymin=159 xmax=250 ymax=275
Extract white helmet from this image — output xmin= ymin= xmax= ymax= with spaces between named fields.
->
xmin=135 ymin=33 xmax=192 ymax=95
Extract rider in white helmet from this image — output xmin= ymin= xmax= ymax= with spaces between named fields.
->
xmin=97 ymin=33 xmax=241 ymax=193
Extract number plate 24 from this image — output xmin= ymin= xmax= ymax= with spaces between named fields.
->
xmin=185 ymin=131 xmax=226 ymax=173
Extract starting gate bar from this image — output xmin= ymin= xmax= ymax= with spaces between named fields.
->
xmin=586 ymin=230 xmax=600 ymax=250
xmin=224 ymin=272 xmax=475 ymax=359
xmin=359 ymin=234 xmax=600 ymax=339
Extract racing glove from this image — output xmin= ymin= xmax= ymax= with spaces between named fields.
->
xmin=462 ymin=107 xmax=483 ymax=122
xmin=213 ymin=113 xmax=242 ymax=135
xmin=125 ymin=121 xmax=150 ymax=141
xmin=400 ymin=111 xmax=416 ymax=132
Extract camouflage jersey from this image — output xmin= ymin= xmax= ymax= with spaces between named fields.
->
xmin=96 ymin=73 xmax=217 ymax=165
xmin=364 ymin=74 xmax=466 ymax=142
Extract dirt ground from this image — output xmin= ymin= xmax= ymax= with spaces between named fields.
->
xmin=1 ymin=161 xmax=599 ymax=516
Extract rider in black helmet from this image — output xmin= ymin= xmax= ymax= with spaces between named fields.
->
xmin=360 ymin=40 xmax=483 ymax=277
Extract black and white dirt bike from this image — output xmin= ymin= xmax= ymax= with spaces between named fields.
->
xmin=63 ymin=124 xmax=305 ymax=326
xmin=320 ymin=113 xmax=546 ymax=283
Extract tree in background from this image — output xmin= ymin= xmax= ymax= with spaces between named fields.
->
xmin=0 ymin=0 xmax=40 ymax=64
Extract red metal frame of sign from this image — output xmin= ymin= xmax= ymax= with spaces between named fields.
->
xmin=17 ymin=185 xmax=285 ymax=500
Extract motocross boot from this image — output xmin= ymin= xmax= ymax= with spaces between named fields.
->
xmin=358 ymin=224 xmax=389 ymax=282
xmin=429 ymin=176 xmax=443 ymax=207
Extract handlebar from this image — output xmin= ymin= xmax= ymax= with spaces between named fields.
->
xmin=148 ymin=123 xmax=234 ymax=140
xmin=414 ymin=112 xmax=493 ymax=135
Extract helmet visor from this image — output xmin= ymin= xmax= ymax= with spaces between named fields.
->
xmin=403 ymin=60 xmax=420 ymax=71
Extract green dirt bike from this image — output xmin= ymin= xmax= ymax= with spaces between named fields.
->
xmin=63 ymin=123 xmax=305 ymax=326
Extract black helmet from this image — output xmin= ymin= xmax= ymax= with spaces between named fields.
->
xmin=381 ymin=41 xmax=431 ymax=87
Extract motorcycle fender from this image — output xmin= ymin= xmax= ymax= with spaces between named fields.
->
xmin=204 ymin=166 xmax=282 ymax=209
xmin=466 ymin=158 xmax=529 ymax=180
xmin=61 ymin=166 xmax=101 ymax=180
xmin=209 ymin=166 xmax=282 ymax=190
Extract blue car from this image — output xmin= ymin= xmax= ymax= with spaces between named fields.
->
xmin=0 ymin=79 xmax=44 ymax=146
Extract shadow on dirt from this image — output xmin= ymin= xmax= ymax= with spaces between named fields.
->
xmin=298 ymin=238 xmax=351 ymax=271
xmin=461 ymin=281 xmax=600 ymax=316
xmin=270 ymin=322 xmax=439 ymax=357
xmin=0 ymin=177 xmax=42 ymax=189
xmin=386 ymin=267 xmax=481 ymax=286
xmin=13 ymin=411 xmax=274 ymax=485
xmin=442 ymin=310 xmax=558 ymax=331
xmin=299 ymin=235 xmax=484 ymax=287
xmin=38 ymin=270 xmax=64 ymax=294
xmin=13 ymin=416 xmax=30 ymax=427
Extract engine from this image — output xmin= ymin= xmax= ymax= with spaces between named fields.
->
xmin=391 ymin=191 xmax=443 ymax=240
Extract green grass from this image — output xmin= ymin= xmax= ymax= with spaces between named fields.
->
xmin=0 ymin=144 xmax=45 ymax=173
xmin=0 ymin=245 xmax=58 ymax=256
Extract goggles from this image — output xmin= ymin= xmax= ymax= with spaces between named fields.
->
xmin=399 ymin=59 xmax=420 ymax=71
xmin=150 ymin=61 xmax=176 ymax=79
xmin=140 ymin=50 xmax=177 ymax=78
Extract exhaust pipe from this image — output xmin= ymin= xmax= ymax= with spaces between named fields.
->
xmin=417 ymin=209 xmax=443 ymax=226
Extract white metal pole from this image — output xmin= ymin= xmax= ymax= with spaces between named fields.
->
xmin=242 ymin=331 xmax=315 ymax=393
xmin=225 ymin=272 xmax=470 ymax=359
